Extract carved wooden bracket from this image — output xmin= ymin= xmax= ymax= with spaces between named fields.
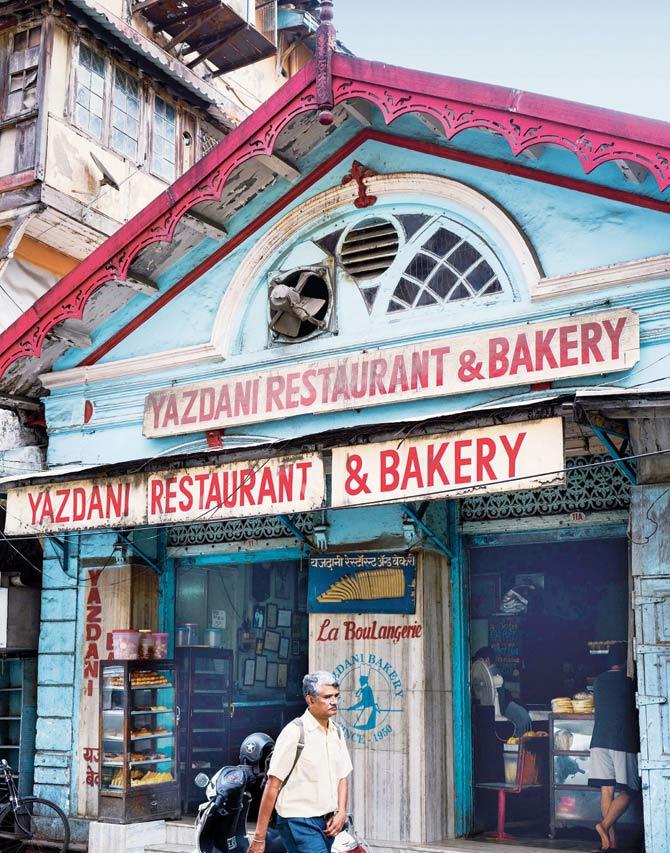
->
xmin=315 ymin=0 xmax=336 ymax=125
xmin=342 ymin=160 xmax=378 ymax=208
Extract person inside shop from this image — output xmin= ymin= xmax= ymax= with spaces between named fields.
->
xmin=472 ymin=646 xmax=532 ymax=737
xmin=587 ymin=641 xmax=640 ymax=852
xmin=249 ymin=671 xmax=353 ymax=853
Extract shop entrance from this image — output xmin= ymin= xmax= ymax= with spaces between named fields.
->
xmin=467 ymin=533 xmax=643 ymax=849
xmin=174 ymin=557 xmax=309 ymax=812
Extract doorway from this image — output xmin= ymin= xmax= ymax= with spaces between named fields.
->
xmin=466 ymin=532 xmax=642 ymax=848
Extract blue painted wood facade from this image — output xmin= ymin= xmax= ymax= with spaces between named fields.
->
xmin=15 ymin=66 xmax=670 ymax=850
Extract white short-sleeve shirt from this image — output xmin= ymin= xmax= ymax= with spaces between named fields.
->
xmin=268 ymin=709 xmax=353 ymax=818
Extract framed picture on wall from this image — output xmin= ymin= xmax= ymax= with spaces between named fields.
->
xmin=471 ymin=573 xmax=501 ymax=618
xmin=279 ymin=637 xmax=289 ymax=660
xmin=256 ymin=655 xmax=267 ymax=682
xmin=266 ymin=661 xmax=278 ymax=688
xmin=277 ymin=663 xmax=288 ymax=689
xmin=253 ymin=605 xmax=265 ymax=629
xmin=243 ymin=659 xmax=255 ymax=686
xmin=267 ymin=603 xmax=278 ymax=629
xmin=275 ymin=570 xmax=291 ymax=600
xmin=278 ymin=609 xmax=291 ymax=628
xmin=291 ymin=640 xmax=300 ymax=656
xmin=264 ymin=630 xmax=280 ymax=653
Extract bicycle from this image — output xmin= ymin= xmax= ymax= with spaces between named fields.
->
xmin=0 ymin=758 xmax=70 ymax=852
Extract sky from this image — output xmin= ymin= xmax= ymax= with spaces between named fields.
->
xmin=332 ymin=0 xmax=670 ymax=122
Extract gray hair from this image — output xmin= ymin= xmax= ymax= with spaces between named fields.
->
xmin=302 ymin=670 xmax=339 ymax=699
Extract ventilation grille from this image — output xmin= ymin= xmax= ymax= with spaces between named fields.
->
xmin=340 ymin=219 xmax=399 ymax=280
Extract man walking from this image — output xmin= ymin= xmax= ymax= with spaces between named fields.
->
xmin=587 ymin=642 xmax=640 ymax=851
xmin=250 ymin=671 xmax=353 ymax=853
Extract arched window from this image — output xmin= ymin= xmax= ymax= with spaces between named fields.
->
xmin=386 ymin=218 xmax=504 ymax=313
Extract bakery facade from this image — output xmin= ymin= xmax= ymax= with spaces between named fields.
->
xmin=1 ymin=22 xmax=670 ymax=853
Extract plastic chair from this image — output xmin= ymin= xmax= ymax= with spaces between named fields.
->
xmin=475 ymin=738 xmax=546 ymax=839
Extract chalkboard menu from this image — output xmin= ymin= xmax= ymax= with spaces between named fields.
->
xmin=489 ymin=614 xmax=522 ymax=694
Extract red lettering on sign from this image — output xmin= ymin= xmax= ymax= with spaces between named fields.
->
xmin=150 ymin=479 xmax=165 ymax=514
xmin=500 ymin=432 xmax=527 ymax=477
xmin=603 ymin=317 xmax=626 ymax=359
xmin=489 ymin=337 xmax=509 ymax=378
xmin=380 ymin=450 xmax=400 ymax=492
xmin=454 ymin=439 xmax=473 ymax=484
xmin=181 ymin=390 xmax=198 ymax=424
xmin=267 ymin=375 xmax=285 ymax=411
xmin=534 ymin=328 xmax=558 ymax=370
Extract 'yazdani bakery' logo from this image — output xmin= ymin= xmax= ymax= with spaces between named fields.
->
xmin=333 ymin=653 xmax=403 ymax=746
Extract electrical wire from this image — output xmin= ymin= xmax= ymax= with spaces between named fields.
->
xmin=1 ymin=443 xmax=669 ymax=550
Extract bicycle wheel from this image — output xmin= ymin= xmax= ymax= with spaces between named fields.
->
xmin=0 ymin=796 xmax=70 ymax=853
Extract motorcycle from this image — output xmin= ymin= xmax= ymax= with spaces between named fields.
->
xmin=194 ymin=732 xmax=285 ymax=853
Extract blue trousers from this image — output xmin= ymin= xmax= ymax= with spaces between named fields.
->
xmin=275 ymin=816 xmax=334 ymax=853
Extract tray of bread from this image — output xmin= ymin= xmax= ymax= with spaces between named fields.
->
xmin=131 ymin=726 xmax=172 ymax=739
xmin=130 ymin=671 xmax=171 ymax=689
xmin=130 ymin=770 xmax=174 ymax=786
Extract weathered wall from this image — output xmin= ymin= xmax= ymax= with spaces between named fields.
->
xmin=311 ymin=547 xmax=454 ymax=848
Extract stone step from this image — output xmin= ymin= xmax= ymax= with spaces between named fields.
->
xmin=165 ymin=819 xmax=196 ymax=845
xmin=145 ymin=845 xmax=194 ymax=853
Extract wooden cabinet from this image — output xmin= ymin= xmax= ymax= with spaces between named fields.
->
xmin=176 ymin=646 xmax=233 ymax=812
xmin=0 ymin=653 xmax=36 ymax=797
xmin=99 ymin=660 xmax=180 ymax=823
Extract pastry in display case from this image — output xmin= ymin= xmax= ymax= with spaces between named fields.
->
xmin=99 ymin=659 xmax=180 ymax=823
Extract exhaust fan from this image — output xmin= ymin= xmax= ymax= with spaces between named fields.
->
xmin=268 ymin=265 xmax=332 ymax=341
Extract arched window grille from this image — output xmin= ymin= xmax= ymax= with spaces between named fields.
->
xmin=386 ymin=220 xmax=504 ymax=314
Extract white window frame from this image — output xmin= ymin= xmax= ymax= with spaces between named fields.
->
xmin=110 ymin=65 xmax=141 ymax=160
xmin=71 ymin=40 xmax=145 ymax=165
xmin=150 ymin=92 xmax=179 ymax=183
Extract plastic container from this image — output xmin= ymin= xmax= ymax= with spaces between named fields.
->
xmin=152 ymin=632 xmax=169 ymax=659
xmin=138 ymin=630 xmax=154 ymax=660
xmin=203 ymin=627 xmax=223 ymax=647
xmin=112 ymin=630 xmax=140 ymax=660
xmin=176 ymin=624 xmax=199 ymax=646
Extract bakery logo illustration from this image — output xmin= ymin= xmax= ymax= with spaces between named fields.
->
xmin=334 ymin=653 xmax=403 ymax=746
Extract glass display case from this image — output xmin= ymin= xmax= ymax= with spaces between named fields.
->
xmin=549 ymin=713 xmax=641 ymax=837
xmin=99 ymin=660 xmax=180 ymax=823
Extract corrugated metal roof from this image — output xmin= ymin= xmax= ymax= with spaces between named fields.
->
xmin=65 ymin=0 xmax=242 ymax=116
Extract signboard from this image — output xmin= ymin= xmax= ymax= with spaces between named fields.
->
xmin=4 ymin=454 xmax=325 ymax=535
xmin=143 ymin=309 xmax=638 ymax=437
xmin=309 ymin=552 xmax=417 ymax=613
xmin=331 ymin=417 xmax=564 ymax=507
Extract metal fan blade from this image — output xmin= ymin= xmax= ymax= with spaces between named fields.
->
xmin=271 ymin=310 xmax=302 ymax=337
xmin=294 ymin=271 xmax=313 ymax=294
xmin=298 ymin=296 xmax=326 ymax=317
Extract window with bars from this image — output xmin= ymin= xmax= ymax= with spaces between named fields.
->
xmin=111 ymin=68 xmax=140 ymax=159
xmin=6 ymin=25 xmax=42 ymax=116
xmin=75 ymin=44 xmax=106 ymax=138
xmin=151 ymin=96 xmax=177 ymax=182
xmin=387 ymin=222 xmax=503 ymax=314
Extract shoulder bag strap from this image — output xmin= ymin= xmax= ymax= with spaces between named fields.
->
xmin=277 ymin=717 xmax=305 ymax=793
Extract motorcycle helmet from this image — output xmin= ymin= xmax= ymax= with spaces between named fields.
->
xmin=239 ymin=732 xmax=275 ymax=775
